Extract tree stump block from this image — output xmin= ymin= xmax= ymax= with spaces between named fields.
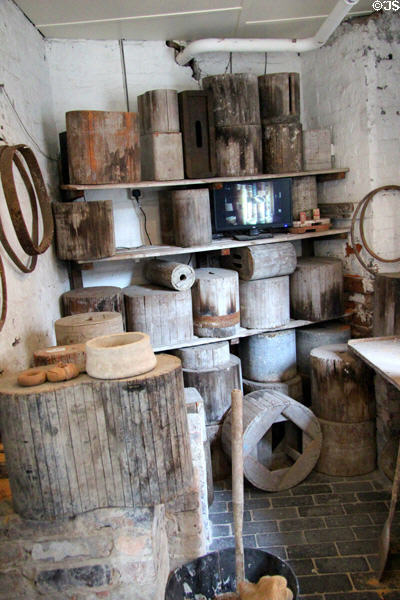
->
xmin=137 ymin=89 xmax=180 ymax=134
xmin=221 ymin=243 xmax=297 ymax=281
xmin=144 ymin=259 xmax=195 ymax=291
xmin=291 ymin=176 xmax=318 ymax=220
xmin=55 ymin=312 xmax=124 ymax=345
xmin=296 ymin=322 xmax=351 ymax=377
xmin=61 ymin=286 xmax=123 ymax=316
xmin=239 ymin=276 xmax=290 ymax=329
xmin=258 ymin=73 xmax=300 ymax=124
xmin=240 ymin=330 xmax=296 ymax=383
xmin=140 ymin=132 xmax=184 ymax=181
xmin=33 ymin=343 xmax=86 ymax=372
xmin=171 ymin=189 xmax=212 ymax=247
xmin=174 ymin=341 xmax=230 ymax=370
xmin=215 ymin=125 xmax=262 ymax=177
xmin=262 ymin=122 xmax=303 ymax=173
xmin=222 ymin=390 xmax=322 ymax=491
xmin=0 ymin=355 xmax=193 ymax=519
xmin=202 ymin=74 xmax=261 ymax=127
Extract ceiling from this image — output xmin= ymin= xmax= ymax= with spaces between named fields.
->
xmin=15 ymin=0 xmax=374 ymax=41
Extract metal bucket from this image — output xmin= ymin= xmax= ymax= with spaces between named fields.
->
xmin=164 ymin=547 xmax=299 ymax=599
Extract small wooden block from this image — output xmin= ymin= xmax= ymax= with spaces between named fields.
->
xmin=140 ymin=132 xmax=184 ymax=181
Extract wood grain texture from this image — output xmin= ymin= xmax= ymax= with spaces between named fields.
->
xmin=291 ymin=176 xmax=318 ymax=220
xmin=310 ymin=344 xmax=375 ymax=423
xmin=174 ymin=341 xmax=230 ymax=369
xmin=239 ymin=329 xmax=296 ymax=383
xmin=192 ymin=268 xmax=240 ymax=337
xmin=373 ymin=273 xmax=400 ymax=337
xmin=222 ymin=243 xmax=297 ymax=281
xmin=215 ymin=125 xmax=262 ymax=177
xmin=0 ymin=355 xmax=192 ymax=519
xmin=202 ymin=74 xmax=261 ymax=127
xmin=243 ymin=374 xmax=303 ymax=402
xmin=137 ymin=89 xmax=180 ymax=134
xmin=52 ymin=200 xmax=115 ymax=261
xmin=303 ymin=129 xmax=332 ymax=171
xmin=290 ymin=257 xmax=344 ymax=321
xmin=66 ymin=110 xmax=140 ymax=184
xmin=123 ymin=284 xmax=193 ymax=346
xmin=171 ymin=188 xmax=212 ymax=247
xmin=33 ymin=343 xmax=86 ymax=372
xmin=140 ymin=132 xmax=184 ymax=181
xmin=258 ymin=73 xmax=300 ymax=124
xmin=55 ymin=311 xmax=124 ymax=345
xmin=145 ymin=259 xmax=195 ymax=291
xmin=239 ymin=276 xmax=290 ymax=329
xmin=262 ymin=122 xmax=303 ymax=174
xmin=375 ymin=373 xmax=400 ymax=460
xmin=61 ymin=286 xmax=123 ymax=316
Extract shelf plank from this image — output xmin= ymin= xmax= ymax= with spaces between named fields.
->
xmin=76 ymin=228 xmax=350 ymax=265
xmin=61 ymin=168 xmax=349 ymax=191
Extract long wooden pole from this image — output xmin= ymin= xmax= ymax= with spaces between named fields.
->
xmin=231 ymin=388 xmax=245 ymax=586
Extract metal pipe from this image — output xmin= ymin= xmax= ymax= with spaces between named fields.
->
xmin=174 ymin=0 xmax=359 ymax=66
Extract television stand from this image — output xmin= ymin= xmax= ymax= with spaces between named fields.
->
xmin=232 ymin=232 xmax=274 ymax=241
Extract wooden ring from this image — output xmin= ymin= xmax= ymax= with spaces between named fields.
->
xmin=17 ymin=368 xmax=46 ymax=387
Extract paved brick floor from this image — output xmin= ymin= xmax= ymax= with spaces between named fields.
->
xmin=210 ymin=470 xmax=400 ymax=599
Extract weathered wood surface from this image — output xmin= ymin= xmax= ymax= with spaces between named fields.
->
xmin=319 ymin=202 xmax=355 ymax=219
xmin=239 ymin=276 xmax=290 ymax=329
xmin=192 ymin=268 xmax=240 ymax=337
xmin=296 ymin=322 xmax=351 ymax=377
xmin=33 ymin=343 xmax=86 ymax=372
xmin=172 ymin=188 xmax=212 ymax=247
xmin=310 ymin=344 xmax=375 ymax=423
xmin=239 ymin=330 xmax=296 ymax=383
xmin=243 ymin=374 xmax=303 ymax=402
xmin=55 ymin=311 xmax=123 ymax=345
xmin=159 ymin=191 xmax=175 ymax=245
xmin=66 ymin=110 xmax=141 ymax=184
xmin=137 ymin=89 xmax=180 ymax=134
xmin=258 ymin=73 xmax=300 ymax=123
xmin=375 ymin=373 xmax=400 ymax=460
xmin=290 ymin=257 xmax=344 ymax=321
xmin=52 ymin=200 xmax=115 ymax=261
xmin=202 ymin=74 xmax=261 ymax=126
xmin=178 ymin=90 xmax=217 ymax=178
xmin=215 ymin=125 xmax=262 ymax=177
xmin=62 ymin=286 xmax=123 ymax=316
xmin=262 ymin=122 xmax=303 ymax=173
xmin=303 ymin=129 xmax=332 ymax=171
xmin=222 ymin=390 xmax=322 ymax=491
xmin=373 ymin=273 xmax=400 ymax=337
xmin=316 ymin=418 xmax=376 ymax=476
xmin=291 ymin=176 xmax=318 ymax=220
xmin=123 ymin=284 xmax=193 ymax=346
xmin=140 ymin=132 xmax=184 ymax=181
xmin=207 ymin=423 xmax=231 ymax=481
xmin=145 ymin=259 xmax=195 ymax=291
xmin=0 ymin=355 xmax=193 ymax=519
xmin=182 ymin=354 xmax=242 ymax=424
xmin=221 ymin=242 xmax=297 ymax=281
xmin=174 ymin=341 xmax=230 ymax=369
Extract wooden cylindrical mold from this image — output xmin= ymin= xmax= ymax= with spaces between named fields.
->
xmin=375 ymin=373 xmax=400 ymax=459
xmin=86 ymin=332 xmax=157 ymax=379
xmin=373 ymin=273 xmax=400 ymax=336
xmin=258 ymin=73 xmax=300 ymax=123
xmin=123 ymin=284 xmax=193 ymax=347
xmin=145 ymin=259 xmax=195 ymax=291
xmin=316 ymin=418 xmax=376 ymax=476
xmin=66 ymin=110 xmax=140 ymax=184
xmin=240 ymin=330 xmax=296 ymax=383
xmin=137 ymin=89 xmax=180 ymax=134
xmin=52 ymin=200 xmax=115 ymax=261
xmin=239 ymin=276 xmax=290 ymax=329
xmin=215 ymin=125 xmax=262 ymax=176
xmin=296 ymin=322 xmax=351 ymax=377
xmin=221 ymin=243 xmax=297 ymax=281
xmin=243 ymin=374 xmax=303 ymax=402
xmin=172 ymin=189 xmax=212 ymax=247
xmin=192 ymin=268 xmax=240 ymax=338
xmin=291 ymin=176 xmax=318 ymax=220
xmin=202 ymin=74 xmax=261 ymax=127
xmin=174 ymin=341 xmax=230 ymax=370
xmin=55 ymin=312 xmax=123 ymax=346
xmin=310 ymin=344 xmax=375 ymax=423
xmin=0 ymin=355 xmax=193 ymax=520
xmin=182 ymin=354 xmax=242 ymax=424
xmin=262 ymin=122 xmax=303 ymax=174
xmin=290 ymin=257 xmax=344 ymax=321
xmin=61 ymin=286 xmax=123 ymax=316
xmin=33 ymin=343 xmax=86 ymax=373
xmin=140 ymin=132 xmax=184 ymax=181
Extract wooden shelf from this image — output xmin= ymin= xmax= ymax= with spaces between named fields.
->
xmin=61 ymin=168 xmax=349 ymax=191
xmin=76 ymin=228 xmax=349 ymax=265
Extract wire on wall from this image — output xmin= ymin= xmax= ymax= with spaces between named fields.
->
xmin=119 ymin=39 xmax=130 ymax=112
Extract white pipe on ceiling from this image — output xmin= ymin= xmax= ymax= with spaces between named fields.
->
xmin=174 ymin=0 xmax=359 ymax=66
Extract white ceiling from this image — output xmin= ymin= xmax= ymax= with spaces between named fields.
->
xmin=15 ymin=0 xmax=373 ymax=41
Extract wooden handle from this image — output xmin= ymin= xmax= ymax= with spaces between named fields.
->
xmin=231 ymin=388 xmax=245 ymax=586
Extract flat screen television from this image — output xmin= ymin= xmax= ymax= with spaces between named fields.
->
xmin=210 ymin=177 xmax=292 ymax=236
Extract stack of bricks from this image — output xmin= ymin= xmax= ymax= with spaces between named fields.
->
xmin=343 ymin=273 xmax=374 ymax=337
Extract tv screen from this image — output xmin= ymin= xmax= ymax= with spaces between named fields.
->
xmin=210 ymin=178 xmax=292 ymax=235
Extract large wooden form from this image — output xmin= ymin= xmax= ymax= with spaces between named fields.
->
xmin=172 ymin=189 xmax=212 ymax=247
xmin=0 ymin=355 xmax=193 ymax=520
xmin=258 ymin=73 xmax=300 ymax=124
xmin=239 ymin=276 xmax=290 ymax=329
xmin=137 ymin=89 xmax=180 ymax=134
xmin=240 ymin=330 xmax=297 ymax=383
xmin=222 ymin=243 xmax=297 ymax=281
xmin=202 ymin=74 xmax=261 ymax=127
xmin=174 ymin=341 xmax=230 ymax=370
xmin=243 ymin=374 xmax=303 ymax=402
xmin=55 ymin=311 xmax=123 ymax=345
xmin=61 ymin=286 xmax=123 ymax=316
xmin=296 ymin=322 xmax=351 ymax=377
xmin=262 ymin=122 xmax=303 ymax=174
xmin=192 ymin=268 xmax=240 ymax=337
xmin=215 ymin=125 xmax=262 ymax=177
xmin=373 ymin=273 xmax=400 ymax=337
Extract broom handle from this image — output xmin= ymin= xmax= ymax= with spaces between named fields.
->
xmin=232 ymin=388 xmax=245 ymax=585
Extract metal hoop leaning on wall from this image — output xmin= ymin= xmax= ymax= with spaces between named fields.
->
xmin=351 ymin=185 xmax=400 ymax=276
xmin=0 ymin=144 xmax=54 ymax=331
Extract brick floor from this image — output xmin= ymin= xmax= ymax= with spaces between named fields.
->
xmin=210 ymin=470 xmax=400 ymax=600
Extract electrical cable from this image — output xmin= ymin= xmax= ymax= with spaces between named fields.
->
xmin=137 ymin=204 xmax=152 ymax=245
xmin=350 ymin=184 xmax=400 ymax=276
xmin=119 ymin=39 xmax=130 ymax=112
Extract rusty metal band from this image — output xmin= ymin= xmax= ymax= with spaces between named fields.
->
xmin=0 ymin=145 xmax=38 ymax=273
xmin=0 ymin=253 xmax=6 ymax=332
xmin=0 ymin=144 xmax=54 ymax=256
xmin=195 ymin=311 xmax=240 ymax=328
